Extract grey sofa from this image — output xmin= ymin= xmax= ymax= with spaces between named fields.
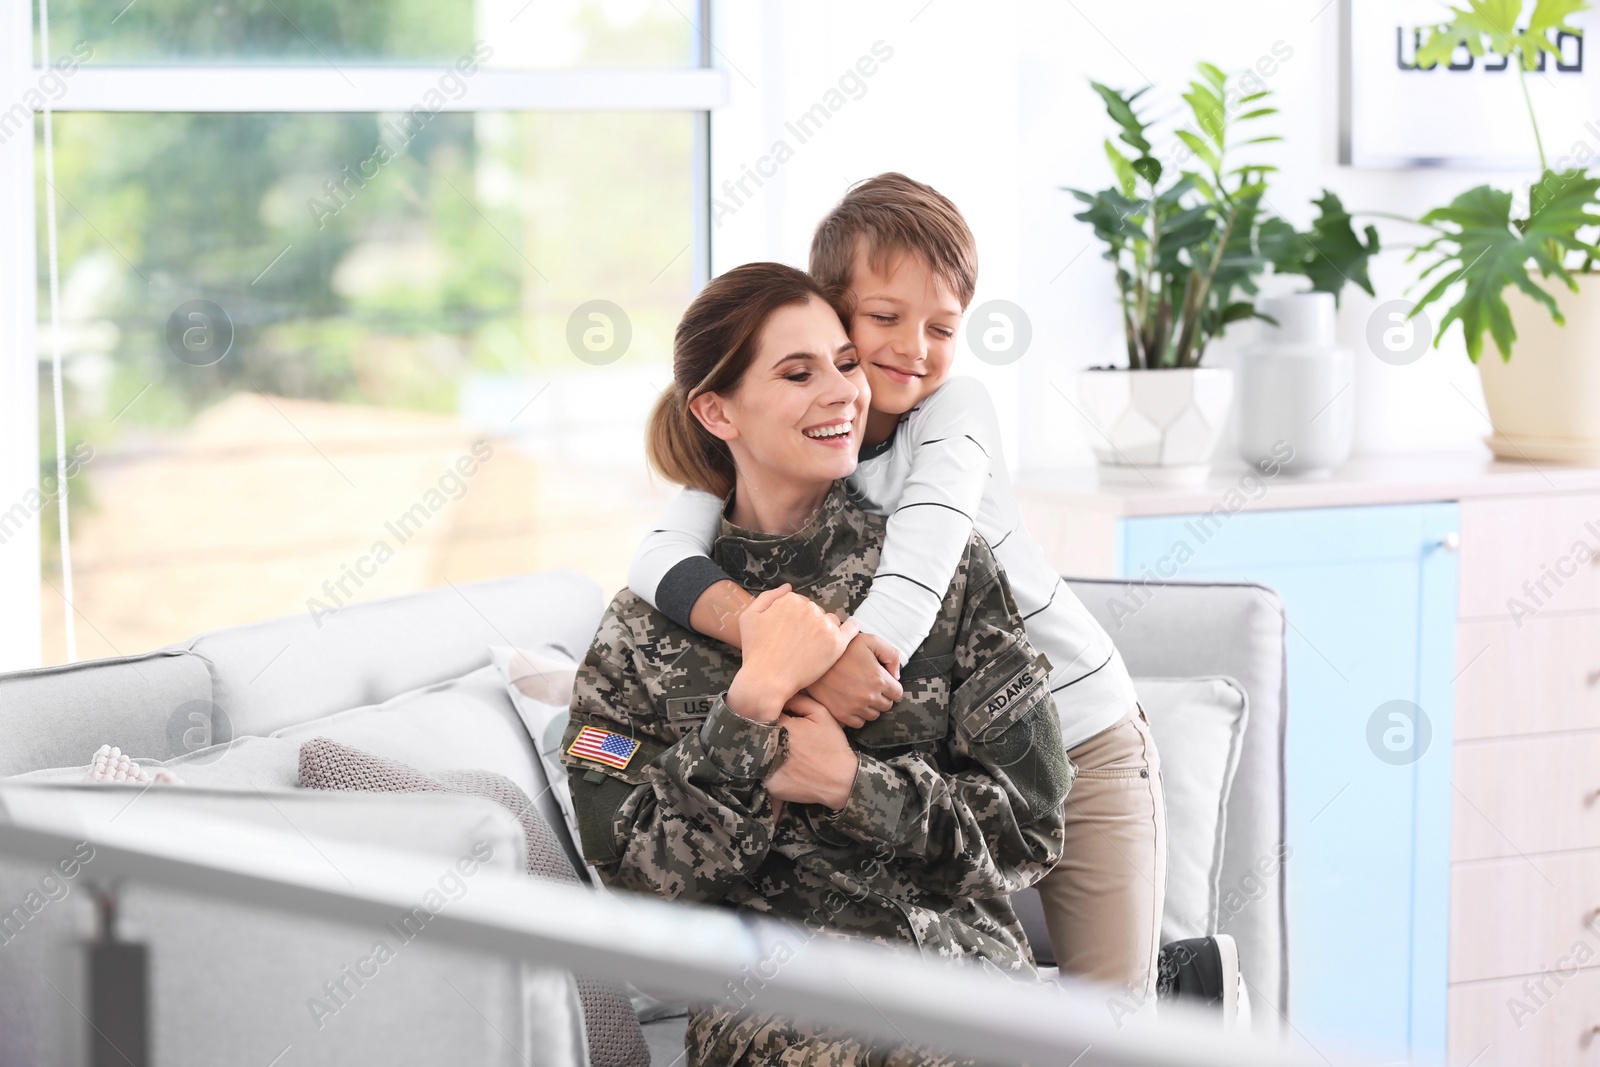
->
xmin=0 ymin=570 xmax=1287 ymax=1063
xmin=1070 ymin=578 xmax=1289 ymax=1025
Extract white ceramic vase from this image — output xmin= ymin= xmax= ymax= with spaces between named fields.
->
xmin=1482 ymin=275 xmax=1600 ymax=464
xmin=1075 ymin=366 xmax=1234 ymax=487
xmin=1236 ymin=292 xmax=1354 ymax=478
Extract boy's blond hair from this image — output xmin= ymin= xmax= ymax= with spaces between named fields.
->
xmin=808 ymin=172 xmax=977 ymax=310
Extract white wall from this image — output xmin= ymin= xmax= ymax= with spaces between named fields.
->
xmin=712 ymin=0 xmax=1535 ymax=472
xmin=710 ymin=0 xmax=1024 ymax=460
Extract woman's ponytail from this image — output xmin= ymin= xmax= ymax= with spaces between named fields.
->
xmin=645 ymin=383 xmax=734 ymax=499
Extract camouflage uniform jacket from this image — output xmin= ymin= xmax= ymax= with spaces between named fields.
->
xmin=562 ymin=482 xmax=1074 ymax=970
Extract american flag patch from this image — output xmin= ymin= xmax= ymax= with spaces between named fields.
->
xmin=567 ymin=726 xmax=642 ymax=771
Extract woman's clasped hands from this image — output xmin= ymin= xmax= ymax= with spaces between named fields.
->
xmin=724 ymin=584 xmax=897 ymax=812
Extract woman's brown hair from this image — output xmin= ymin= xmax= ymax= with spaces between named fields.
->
xmin=647 ymin=262 xmax=843 ymax=499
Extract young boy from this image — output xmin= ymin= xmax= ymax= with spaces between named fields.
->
xmin=627 ymin=173 xmax=1169 ymax=1000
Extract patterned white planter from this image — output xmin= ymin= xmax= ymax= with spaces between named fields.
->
xmin=1075 ymin=367 xmax=1235 ymax=487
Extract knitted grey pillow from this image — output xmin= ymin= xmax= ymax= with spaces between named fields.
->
xmin=297 ymin=737 xmax=649 ymax=1067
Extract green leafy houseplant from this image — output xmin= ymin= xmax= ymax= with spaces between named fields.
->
xmin=1066 ymin=62 xmax=1380 ymax=370
xmin=1260 ymin=193 xmax=1383 ymax=301
xmin=1410 ymin=0 xmax=1600 ymax=362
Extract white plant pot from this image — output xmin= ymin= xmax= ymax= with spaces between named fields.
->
xmin=1484 ymin=275 xmax=1600 ymax=464
xmin=1236 ymin=293 xmax=1354 ymax=478
xmin=1075 ymin=367 xmax=1234 ymax=487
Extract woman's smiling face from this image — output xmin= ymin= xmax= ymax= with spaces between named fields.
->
xmin=691 ymin=296 xmax=868 ymax=496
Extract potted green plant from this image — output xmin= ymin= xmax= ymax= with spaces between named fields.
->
xmin=1067 ymin=63 xmax=1379 ymax=483
xmin=1066 ymin=62 xmax=1272 ymax=485
xmin=1410 ymin=0 xmax=1600 ymax=463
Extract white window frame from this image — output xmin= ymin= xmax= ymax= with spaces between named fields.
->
xmin=0 ymin=0 xmax=722 ymax=671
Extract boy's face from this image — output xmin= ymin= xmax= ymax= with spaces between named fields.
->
xmin=846 ymin=242 xmax=964 ymax=416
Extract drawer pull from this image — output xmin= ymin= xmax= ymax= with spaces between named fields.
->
xmin=1588 ymin=669 xmax=1600 ymax=688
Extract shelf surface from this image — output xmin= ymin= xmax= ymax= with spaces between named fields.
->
xmin=1017 ymin=450 xmax=1600 ymax=518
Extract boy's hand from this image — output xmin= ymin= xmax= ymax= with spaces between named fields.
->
xmin=804 ymin=633 xmax=904 ymax=730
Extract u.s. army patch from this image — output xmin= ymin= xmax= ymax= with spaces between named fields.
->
xmin=665 ymin=694 xmax=717 ymax=721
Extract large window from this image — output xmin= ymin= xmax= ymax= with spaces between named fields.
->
xmin=15 ymin=0 xmax=718 ymax=665
xmin=33 ymin=0 xmax=698 ymax=66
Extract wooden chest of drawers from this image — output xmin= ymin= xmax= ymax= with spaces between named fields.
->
xmin=1450 ymin=493 xmax=1600 ymax=1066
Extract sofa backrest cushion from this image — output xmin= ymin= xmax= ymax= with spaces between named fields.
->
xmin=0 ymin=650 xmax=214 ymax=777
xmin=181 ymin=570 xmax=603 ymax=739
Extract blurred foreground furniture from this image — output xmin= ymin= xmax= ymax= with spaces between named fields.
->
xmin=0 ymin=786 xmax=575 ymax=1066
xmin=0 ymin=569 xmax=1288 ymax=1064
xmin=0 ymin=777 xmax=1328 ymax=1067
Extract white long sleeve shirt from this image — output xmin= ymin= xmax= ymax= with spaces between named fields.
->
xmin=627 ymin=376 xmax=1137 ymax=749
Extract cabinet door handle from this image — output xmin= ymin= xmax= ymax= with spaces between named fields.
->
xmin=1435 ymin=532 xmax=1461 ymax=553
xmin=1588 ymin=670 xmax=1600 ymax=688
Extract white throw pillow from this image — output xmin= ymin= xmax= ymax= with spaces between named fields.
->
xmin=270 ymin=664 xmax=542 ymax=801
xmin=1134 ymin=675 xmax=1249 ymax=944
xmin=270 ymin=661 xmax=592 ymax=878
xmin=489 ymin=645 xmax=690 ymax=1022
xmin=488 ymin=644 xmax=583 ymax=863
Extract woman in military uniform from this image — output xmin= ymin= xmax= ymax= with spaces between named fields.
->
xmin=562 ymin=263 xmax=1073 ymax=1066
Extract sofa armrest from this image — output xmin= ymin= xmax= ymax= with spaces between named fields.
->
xmin=1065 ymin=577 xmax=1288 ymax=1025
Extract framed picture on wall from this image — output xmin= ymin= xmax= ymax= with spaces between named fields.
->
xmin=1341 ymin=0 xmax=1596 ymax=169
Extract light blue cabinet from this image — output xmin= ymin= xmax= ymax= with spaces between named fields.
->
xmin=1118 ymin=502 xmax=1459 ymax=1064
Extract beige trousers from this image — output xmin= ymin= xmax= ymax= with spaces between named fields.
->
xmin=1036 ymin=705 xmax=1167 ymax=999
